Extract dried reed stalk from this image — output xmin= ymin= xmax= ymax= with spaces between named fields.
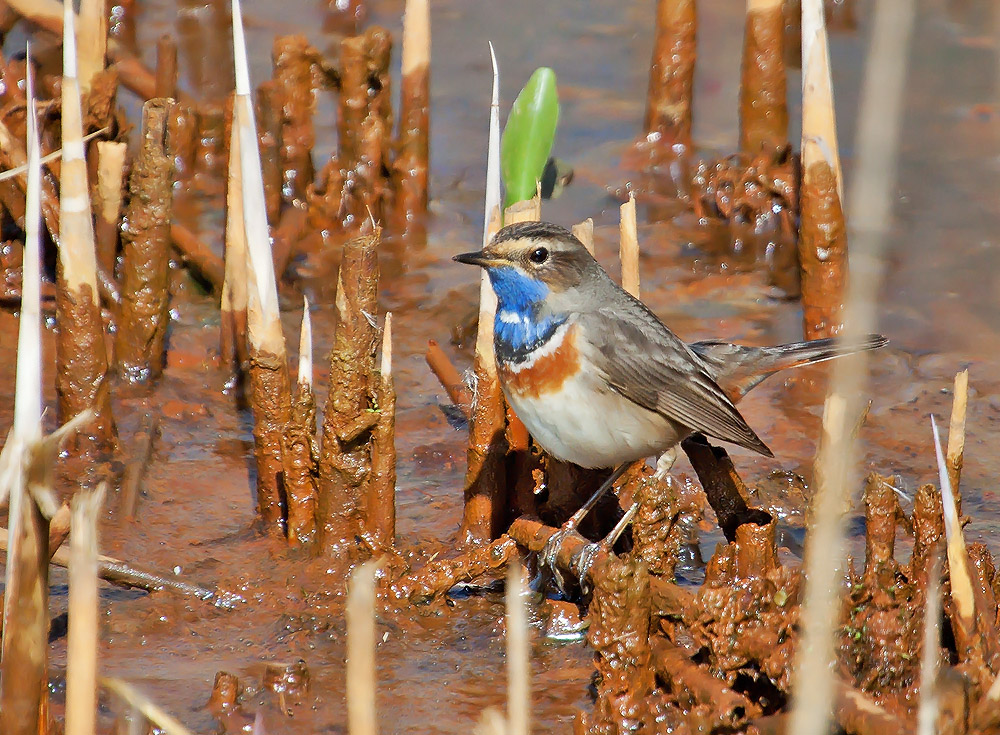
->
xmin=94 ymin=141 xmax=126 ymax=276
xmin=0 ymin=61 xmax=47 ymax=735
xmin=619 ymin=192 xmax=639 ymax=298
xmin=644 ymin=0 xmax=696 ymax=146
xmin=346 ymin=561 xmax=380 ymax=735
xmin=367 ymin=313 xmax=397 ymax=549
xmin=571 ymin=218 xmax=594 ymax=255
xmin=57 ymin=7 xmax=116 ymax=446
xmin=65 ymin=484 xmax=106 ymax=735
xmin=946 ymin=369 xmax=968 ymax=509
xmin=394 ymin=0 xmax=430 ymax=218
xmin=932 ymin=417 xmax=980 ymax=663
xmin=460 ymin=45 xmax=506 ymax=545
xmin=506 ymin=562 xmax=530 ymax=735
xmin=77 ymin=0 xmax=107 ymax=94
xmin=117 ymin=98 xmax=175 ymax=381
xmin=103 ymin=678 xmax=193 ymax=735
xmin=916 ymin=559 xmax=941 ymax=735
xmin=221 ymin=120 xmax=249 ymax=374
xmin=739 ymin=0 xmax=788 ymax=153
xmin=786 ymin=0 xmax=915 ymax=730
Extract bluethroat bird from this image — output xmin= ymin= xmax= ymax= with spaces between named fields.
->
xmin=455 ymin=221 xmax=887 ymax=573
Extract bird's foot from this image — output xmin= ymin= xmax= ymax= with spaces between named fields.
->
xmin=575 ymin=501 xmax=640 ymax=590
xmin=539 ymin=523 xmax=577 ymax=594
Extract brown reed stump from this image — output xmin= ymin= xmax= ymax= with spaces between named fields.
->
xmin=254 ymin=82 xmax=284 ymax=224
xmin=366 ymin=320 xmax=396 ymax=550
xmin=283 ymin=378 xmax=319 ymax=545
xmin=458 ymin=352 xmax=508 ymax=546
xmin=338 ymin=27 xmax=392 ymax=224
xmin=588 ymin=555 xmax=655 ymax=733
xmin=799 ymin=145 xmax=846 ymax=339
xmin=740 ymin=0 xmax=788 ymax=153
xmin=394 ymin=0 xmax=430 ymax=221
xmin=117 ymin=98 xmax=175 ymax=381
xmin=272 ymin=36 xmax=321 ymax=203
xmin=318 ymin=229 xmax=381 ymax=554
xmin=644 ymin=0 xmax=696 ymax=147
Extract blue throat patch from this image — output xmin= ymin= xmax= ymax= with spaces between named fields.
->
xmin=487 ymin=266 xmax=565 ymax=361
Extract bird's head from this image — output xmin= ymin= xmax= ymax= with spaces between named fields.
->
xmin=453 ymin=221 xmax=599 ymax=313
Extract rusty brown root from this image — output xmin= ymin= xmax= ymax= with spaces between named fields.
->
xmin=390 ymin=535 xmax=517 ymax=605
xmin=506 ymin=517 xmax=692 ymax=619
xmin=681 ymin=434 xmax=772 ymax=542
xmin=283 ymin=380 xmax=319 ymax=545
xmin=424 ymin=339 xmax=472 ymax=418
xmin=799 ymin=158 xmax=847 ymax=339
xmin=739 ymin=0 xmax=788 ymax=154
xmin=644 ymin=0 xmax=696 ymax=147
xmin=117 ymin=98 xmax=176 ymax=382
xmin=318 ymin=229 xmax=381 ymax=554
xmin=170 ymin=222 xmax=226 ymax=292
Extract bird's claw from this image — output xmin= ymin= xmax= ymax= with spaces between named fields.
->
xmin=574 ymin=542 xmax=602 ymax=592
xmin=539 ymin=525 xmax=575 ymax=594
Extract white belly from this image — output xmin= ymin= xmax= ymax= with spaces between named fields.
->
xmin=502 ymin=369 xmax=681 ymax=469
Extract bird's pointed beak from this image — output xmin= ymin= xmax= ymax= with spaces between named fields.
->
xmin=453 ymin=250 xmax=494 ymax=268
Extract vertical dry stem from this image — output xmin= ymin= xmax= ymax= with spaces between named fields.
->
xmin=65 ymin=485 xmax=106 ymax=735
xmin=619 ymin=193 xmax=639 ymax=298
xmin=347 ymin=561 xmax=379 ymax=735
xmin=506 ymin=562 xmax=529 ymax=735
xmin=57 ymin=10 xmax=116 ymax=449
xmin=946 ymin=369 xmax=968 ymax=510
xmin=367 ymin=313 xmax=397 ymax=549
xmin=272 ymin=36 xmax=320 ymax=202
xmin=572 ymin=218 xmax=594 ymax=255
xmin=221 ymin=120 xmax=249 ymax=374
xmin=93 ymin=141 xmax=126 ymax=277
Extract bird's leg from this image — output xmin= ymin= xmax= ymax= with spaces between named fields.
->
xmin=573 ymin=447 xmax=679 ymax=587
xmin=539 ymin=462 xmax=631 ymax=580
xmin=575 ymin=501 xmax=639 ymax=584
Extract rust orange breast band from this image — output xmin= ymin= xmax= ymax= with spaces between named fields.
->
xmin=498 ymin=324 xmax=581 ymax=400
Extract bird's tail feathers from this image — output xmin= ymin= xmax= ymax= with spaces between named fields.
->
xmin=762 ymin=333 xmax=888 ymax=372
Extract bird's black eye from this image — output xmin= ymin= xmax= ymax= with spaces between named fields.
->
xmin=529 ymin=247 xmax=549 ymax=264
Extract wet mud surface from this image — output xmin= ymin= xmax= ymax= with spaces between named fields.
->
xmin=3 ymin=0 xmax=1000 ymax=732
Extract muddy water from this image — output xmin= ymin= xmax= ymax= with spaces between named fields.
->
xmin=3 ymin=0 xmax=1000 ymax=732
